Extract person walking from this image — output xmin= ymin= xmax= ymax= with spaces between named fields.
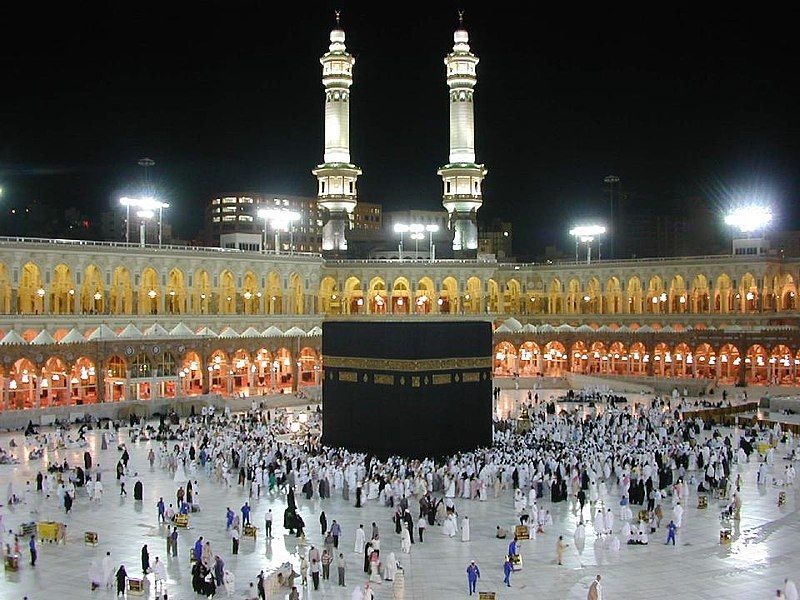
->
xmin=666 ymin=520 xmax=677 ymax=545
xmin=466 ymin=560 xmax=480 ymax=595
xmin=503 ymin=555 xmax=513 ymax=587
xmin=241 ymin=502 xmax=251 ymax=526
xmin=141 ymin=544 xmax=150 ymax=574
xmin=29 ymin=535 xmax=37 ymax=566
xmin=231 ymin=525 xmax=240 ymax=555
xmin=170 ymin=527 xmax=178 ymax=558
xmin=310 ymin=557 xmax=321 ymax=589
xmin=556 ymin=535 xmax=568 ymax=565
xmin=321 ymin=549 xmax=332 ymax=581
xmin=417 ymin=514 xmax=427 ymax=543
xmin=588 ymin=574 xmax=602 ymax=600
xmin=116 ymin=564 xmax=127 ymax=597
xmin=157 ymin=497 xmax=165 ymax=523
xmin=337 ymin=552 xmax=346 ymax=587
xmin=265 ymin=509 xmax=273 ymax=538
xmin=320 ymin=511 xmax=328 ymax=536
xmin=331 ymin=519 xmax=341 ymax=548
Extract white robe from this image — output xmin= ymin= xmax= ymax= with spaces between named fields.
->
xmin=385 ymin=553 xmax=398 ymax=580
xmin=355 ymin=528 xmax=366 ymax=553
xmin=442 ymin=514 xmax=457 ymax=537
xmin=400 ymin=528 xmax=411 ymax=553
xmin=673 ymin=504 xmax=684 ymax=528
xmin=461 ymin=517 xmax=470 ymax=542
xmin=593 ymin=511 xmax=605 ymax=534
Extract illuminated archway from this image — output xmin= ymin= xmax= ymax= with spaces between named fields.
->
xmin=368 ymin=277 xmax=387 ymax=314
xmin=0 ymin=263 xmax=10 ymax=314
xmin=289 ymin=273 xmax=305 ymax=315
xmin=566 ymin=278 xmax=582 ymax=314
xmin=231 ymin=349 xmax=251 ymax=395
xmin=266 ymin=271 xmax=283 ymax=314
xmin=543 ymin=341 xmax=567 ymax=376
xmin=570 ymin=341 xmax=588 ymax=374
xmin=81 ymin=264 xmax=105 ymax=314
xmin=486 ymin=279 xmax=501 ymax=313
xmin=179 ymin=351 xmax=203 ymax=396
xmin=494 ymin=341 xmax=517 ymax=376
xmin=745 ymin=344 xmax=768 ymax=384
xmin=139 ymin=267 xmax=161 ymax=315
xmin=208 ymin=350 xmax=230 ymax=394
xmin=589 ymin=341 xmax=608 ymax=374
xmin=626 ymin=277 xmax=643 ymax=314
xmin=299 ymin=347 xmax=320 ymax=386
xmin=769 ymin=344 xmax=793 ymax=385
xmin=319 ymin=276 xmax=340 ymax=314
xmin=344 ymin=277 xmax=364 ymax=314
xmin=41 ymin=357 xmax=69 ymax=407
xmin=519 ymin=341 xmax=540 ymax=375
xmin=605 ymin=277 xmax=622 ymax=315
xmin=691 ymin=274 xmax=710 ymax=313
xmin=71 ymin=357 xmax=97 ymax=404
xmin=392 ymin=277 xmax=411 ymax=314
xmin=19 ymin=262 xmax=44 ymax=314
xmin=629 ymin=342 xmax=647 ymax=375
xmin=714 ymin=274 xmax=733 ymax=313
xmin=694 ymin=343 xmax=716 ymax=379
xmin=669 ymin=275 xmax=687 ymax=313
xmin=464 ymin=277 xmax=483 ymax=314
xmin=440 ymin=277 xmax=459 ymax=314
xmin=166 ymin=268 xmax=187 ymax=315
xmin=548 ymin=278 xmax=563 ymax=314
xmin=241 ymin=271 xmax=260 ymax=314
xmin=192 ymin=269 xmax=212 ymax=314
xmin=274 ymin=347 xmax=293 ymax=392
xmin=646 ymin=276 xmax=666 ymax=314
xmin=415 ymin=277 xmax=434 ymax=314
xmin=673 ymin=342 xmax=692 ymax=377
xmin=105 ymin=355 xmax=127 ymax=402
xmin=50 ymin=264 xmax=76 ymax=314
xmin=608 ymin=341 xmax=627 ymax=375
xmin=110 ymin=267 xmax=133 ymax=315
xmin=718 ymin=344 xmax=740 ymax=383
xmin=8 ymin=358 xmax=38 ymax=409
xmin=504 ymin=279 xmax=522 ymax=314
xmin=217 ymin=270 xmax=236 ymax=314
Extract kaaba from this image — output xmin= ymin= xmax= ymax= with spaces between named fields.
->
xmin=321 ymin=320 xmax=492 ymax=457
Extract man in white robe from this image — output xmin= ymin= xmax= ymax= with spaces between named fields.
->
xmin=673 ymin=502 xmax=684 ymax=528
xmin=354 ymin=525 xmax=366 ymax=554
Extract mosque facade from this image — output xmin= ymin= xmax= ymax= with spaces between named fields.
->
xmin=0 ymin=18 xmax=797 ymax=413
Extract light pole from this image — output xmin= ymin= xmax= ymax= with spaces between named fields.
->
xmin=257 ymin=208 xmax=301 ymax=255
xmin=120 ymin=197 xmax=169 ymax=246
xmin=393 ymin=224 xmax=409 ymax=261
xmin=411 ymin=232 xmax=424 ymax=258
xmin=136 ymin=210 xmax=153 ymax=247
xmin=426 ymin=224 xmax=439 ymax=261
xmin=604 ymin=175 xmax=619 ymax=258
xmin=569 ymin=225 xmax=606 ymax=264
xmin=724 ymin=206 xmax=772 ymax=236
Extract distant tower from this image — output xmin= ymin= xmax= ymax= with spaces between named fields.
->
xmin=312 ymin=11 xmax=362 ymax=255
xmin=438 ymin=12 xmax=487 ymax=257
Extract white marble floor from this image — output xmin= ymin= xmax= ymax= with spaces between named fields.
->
xmin=0 ymin=390 xmax=798 ymax=600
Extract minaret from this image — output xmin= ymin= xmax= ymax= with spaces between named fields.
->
xmin=312 ymin=11 xmax=362 ymax=255
xmin=438 ymin=12 xmax=487 ymax=257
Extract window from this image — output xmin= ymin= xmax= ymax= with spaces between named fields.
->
xmin=222 ymin=216 xmax=236 ymax=222
xmin=212 ymin=217 xmax=220 ymax=223
xmin=240 ymin=197 xmax=253 ymax=204
xmin=446 ymin=181 xmax=451 ymax=193
xmin=222 ymin=197 xmax=237 ymax=204
xmin=349 ymin=181 xmax=354 ymax=194
xmin=238 ymin=215 xmax=253 ymax=222
xmin=212 ymin=198 xmax=221 ymax=205
xmin=222 ymin=206 xmax=236 ymax=213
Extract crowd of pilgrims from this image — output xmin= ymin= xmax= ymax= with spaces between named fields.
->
xmin=4 ymin=392 xmax=795 ymax=598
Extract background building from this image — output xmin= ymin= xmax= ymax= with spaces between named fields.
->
xmin=478 ymin=219 xmax=513 ymax=260
xmin=204 ymin=193 xmax=322 ymax=253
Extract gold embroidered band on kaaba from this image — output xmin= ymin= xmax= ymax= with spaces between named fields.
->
xmin=323 ymin=355 xmax=492 ymax=372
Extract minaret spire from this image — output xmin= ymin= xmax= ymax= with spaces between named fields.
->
xmin=437 ymin=14 xmax=487 ymax=257
xmin=312 ymin=11 xmax=362 ymax=255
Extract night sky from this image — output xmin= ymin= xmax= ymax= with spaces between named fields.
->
xmin=0 ymin=2 xmax=796 ymax=255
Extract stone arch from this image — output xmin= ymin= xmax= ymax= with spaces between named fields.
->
xmin=192 ymin=269 xmax=212 ymax=314
xmin=110 ymin=266 xmax=133 ymax=315
xmin=138 ymin=267 xmax=161 ymax=315
xmin=543 ymin=341 xmax=567 ymax=376
xmin=464 ymin=276 xmax=483 ymax=314
xmin=566 ymin=277 xmax=582 ymax=314
xmin=289 ymin=272 xmax=305 ymax=315
xmin=691 ymin=274 xmax=710 ymax=313
xmin=19 ymin=261 xmax=44 ymax=314
xmin=548 ymin=278 xmax=563 ymax=314
xmin=319 ymin=276 xmax=340 ymax=314
xmin=745 ymin=344 xmax=768 ymax=384
xmin=494 ymin=341 xmax=517 ymax=375
xmin=368 ymin=276 xmax=388 ymax=314
xmin=519 ymin=341 xmax=540 ymax=375
xmin=605 ymin=277 xmax=622 ymax=315
xmin=266 ymin=271 xmax=283 ymax=314
xmin=571 ymin=340 xmax=589 ymax=373
xmin=584 ymin=277 xmax=602 ymax=314
xmin=440 ymin=276 xmax=459 ymax=314
xmin=504 ymin=279 xmax=522 ymax=314
xmin=80 ymin=264 xmax=105 ymax=314
xmin=646 ymin=276 xmax=666 ymax=313
xmin=344 ymin=276 xmax=363 ymax=314
xmin=718 ymin=343 xmax=740 ymax=383
xmin=390 ymin=276 xmax=411 ymax=314
xmin=415 ymin=276 xmax=435 ymax=314
xmin=166 ymin=268 xmax=187 ymax=315
xmin=217 ymin=270 xmax=236 ymax=314
xmin=740 ymin=272 xmax=759 ymax=312
xmin=50 ymin=264 xmax=76 ymax=315
xmin=241 ymin=271 xmax=260 ymax=315
xmin=486 ymin=279 xmax=501 ymax=313
xmin=608 ymin=341 xmax=627 ymax=375
xmin=0 ymin=262 xmax=10 ymax=314
xmin=769 ymin=344 xmax=793 ymax=385
xmin=626 ymin=276 xmax=643 ymax=314
xmin=714 ymin=273 xmax=734 ymax=313
xmin=669 ymin=274 xmax=687 ymax=313
xmin=694 ymin=343 xmax=716 ymax=379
